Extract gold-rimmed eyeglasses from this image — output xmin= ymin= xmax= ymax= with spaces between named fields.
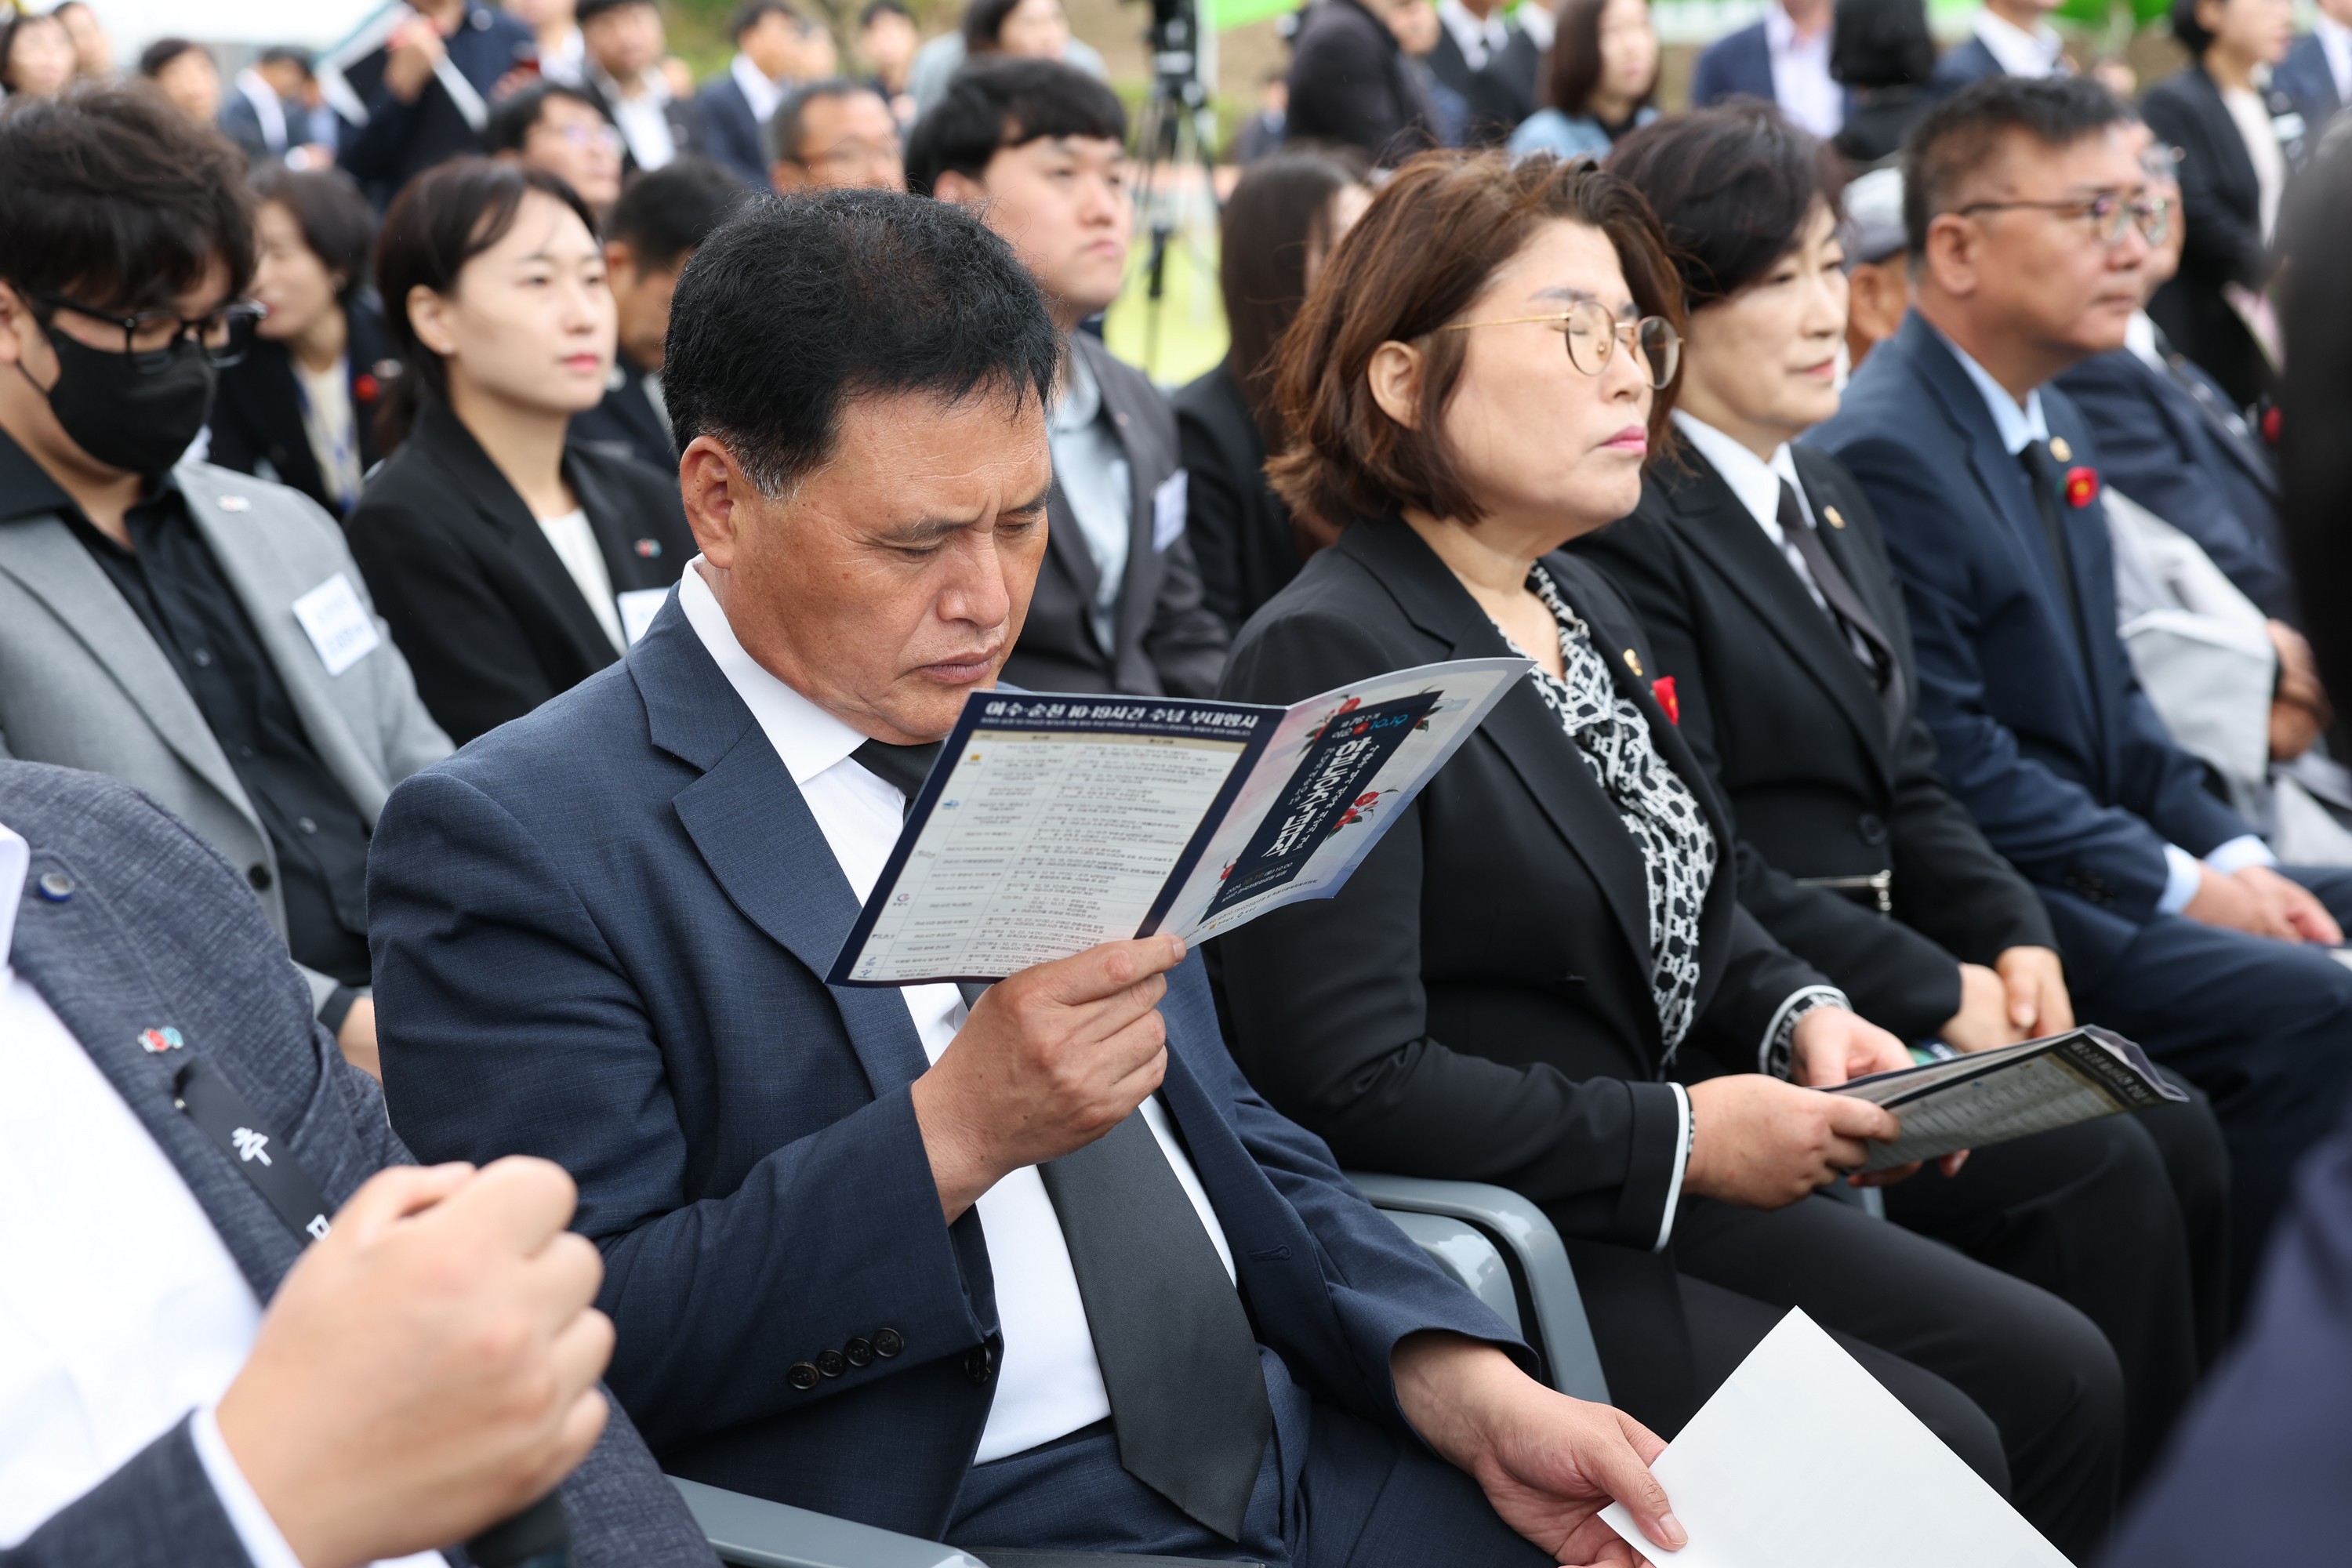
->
xmin=1439 ymin=298 xmax=1681 ymax=390
xmin=1954 ymin=190 xmax=2173 ymax=248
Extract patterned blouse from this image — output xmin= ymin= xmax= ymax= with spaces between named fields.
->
xmin=1511 ymin=565 xmax=1717 ymax=1053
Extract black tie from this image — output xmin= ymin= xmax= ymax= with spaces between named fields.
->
xmin=1775 ymin=481 xmax=1906 ymax=741
xmin=2017 ymin=442 xmax=2097 ymax=680
xmin=847 ymin=737 xmax=1275 ymax=1539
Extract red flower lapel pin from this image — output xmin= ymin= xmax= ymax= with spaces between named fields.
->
xmin=2063 ymin=466 xmax=2099 ymax=508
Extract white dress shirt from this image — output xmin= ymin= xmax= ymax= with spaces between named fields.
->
xmin=0 ymin=823 xmax=437 ymax=1568
xmin=593 ymin=64 xmax=678 ymax=170
xmin=1970 ymin=9 xmax=2067 ymax=78
xmin=536 ymin=506 xmax=626 ymax=653
xmin=677 ymin=561 xmax=1238 ymax=1462
xmin=1438 ymin=0 xmax=1512 ymax=71
xmin=730 ymin=50 xmax=786 ymax=124
xmin=1047 ymin=349 xmax=1133 ymax=655
xmin=1765 ymin=2 xmax=1842 ymax=139
xmin=1933 ymin=328 xmax=2277 ymax=911
xmin=2319 ymin=14 xmax=2352 ymax=103
xmin=2220 ymin=80 xmax=2288 ymax=243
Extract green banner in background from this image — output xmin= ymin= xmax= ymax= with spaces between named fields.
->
xmin=1210 ymin=0 xmax=1300 ymax=27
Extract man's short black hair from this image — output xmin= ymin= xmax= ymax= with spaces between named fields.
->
xmin=1901 ymin=75 xmax=2133 ymax=255
xmin=767 ymin=78 xmax=889 ymax=165
xmin=731 ymin=0 xmax=799 ymax=39
xmin=1609 ymin=100 xmax=1847 ymax=309
xmin=136 ymin=36 xmax=205 ymax=77
xmin=2169 ymin=0 xmax=2218 ymax=58
xmin=902 ymin=58 xmax=1125 ymax=196
xmin=664 ymin=188 xmax=1061 ymax=496
xmin=1830 ymin=0 xmax=1934 ymax=90
xmin=576 ymin=0 xmax=659 ymax=25
xmin=607 ymin=154 xmax=750 ymax=270
xmin=860 ymin=0 xmax=913 ymax=26
xmin=258 ymin=45 xmax=314 ymax=74
xmin=483 ymin=79 xmax=612 ymax=156
xmin=0 ymin=83 xmax=254 ymax=310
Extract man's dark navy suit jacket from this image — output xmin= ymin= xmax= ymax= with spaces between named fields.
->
xmin=1804 ymin=313 xmax=2253 ymax=984
xmin=368 ymin=592 xmax=1519 ymax=1539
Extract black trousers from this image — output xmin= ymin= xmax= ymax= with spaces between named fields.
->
xmin=1564 ymin=1190 xmax=2122 ymax=1564
xmin=1882 ymin=1091 xmax=2227 ymax=1490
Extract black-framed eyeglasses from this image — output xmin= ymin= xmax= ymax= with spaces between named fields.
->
xmin=1439 ymin=297 xmax=1682 ymax=390
xmin=1954 ymin=191 xmax=2172 ymax=248
xmin=26 ymin=289 xmax=266 ymax=371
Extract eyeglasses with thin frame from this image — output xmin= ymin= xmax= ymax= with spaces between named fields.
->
xmin=1439 ymin=297 xmax=1681 ymax=390
xmin=26 ymin=288 xmax=264 ymax=372
xmin=1953 ymin=190 xmax=2172 ymax=248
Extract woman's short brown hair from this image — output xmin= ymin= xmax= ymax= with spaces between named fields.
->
xmin=1266 ymin=149 xmax=1683 ymax=540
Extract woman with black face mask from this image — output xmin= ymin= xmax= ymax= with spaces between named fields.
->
xmin=0 ymin=85 xmax=454 ymax=1080
xmin=345 ymin=157 xmax=695 ymax=746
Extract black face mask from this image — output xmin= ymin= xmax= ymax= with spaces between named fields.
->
xmin=31 ymin=327 xmax=217 ymax=480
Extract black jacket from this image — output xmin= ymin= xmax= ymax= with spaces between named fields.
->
xmin=343 ymin=401 xmax=693 ymax=744
xmin=1285 ymin=0 xmax=1439 ymax=165
xmin=2142 ymin=64 xmax=2307 ymax=409
xmin=205 ymin=299 xmax=400 ymax=517
xmin=569 ymin=348 xmax=677 ymax=475
xmin=1209 ymin=517 xmax=1831 ymax=1250
xmin=694 ymin=72 xmax=771 ymax=188
xmin=1005 ymin=332 xmax=1229 ymax=698
xmin=333 ymin=4 xmax=535 ymax=206
xmin=1423 ymin=17 xmax=1539 ymax=147
xmin=1172 ymin=360 xmax=1298 ymax=633
xmin=1571 ymin=445 xmax=2056 ymax=1044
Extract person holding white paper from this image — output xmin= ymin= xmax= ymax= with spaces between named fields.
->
xmin=1214 ymin=147 xmax=2127 ymax=1560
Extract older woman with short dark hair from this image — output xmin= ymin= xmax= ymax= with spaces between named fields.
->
xmin=1209 ymin=147 xmax=2127 ymax=1556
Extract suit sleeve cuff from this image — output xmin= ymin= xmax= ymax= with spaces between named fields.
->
xmin=1759 ymin=985 xmax=1851 ymax=1078
xmin=2158 ymin=843 xmax=2205 ymax=915
xmin=2204 ymin=833 xmax=2279 ymax=877
xmin=1653 ymin=1083 xmax=1692 ymax=1253
xmin=189 ymin=1402 xmax=303 ymax=1568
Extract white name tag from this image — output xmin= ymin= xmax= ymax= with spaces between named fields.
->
xmin=617 ymin=586 xmax=669 ymax=645
xmin=1152 ymin=469 xmax=1189 ymax=554
xmin=2274 ymin=111 xmax=2307 ymax=144
xmin=291 ymin=572 xmax=381 ymax=677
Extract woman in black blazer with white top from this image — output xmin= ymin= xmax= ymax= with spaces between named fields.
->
xmin=346 ymin=159 xmax=691 ymax=746
xmin=1209 ymin=149 xmax=2125 ymax=1558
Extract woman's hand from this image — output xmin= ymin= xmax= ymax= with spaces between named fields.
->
xmin=1682 ymin=1075 xmax=1902 ymax=1208
xmin=1788 ymin=1004 xmax=1911 ymax=1087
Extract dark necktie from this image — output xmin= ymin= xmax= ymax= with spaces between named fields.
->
xmin=1775 ymin=481 xmax=1906 ymax=741
xmin=2016 ymin=442 xmax=2097 ymax=680
xmin=847 ymin=735 xmax=1275 ymax=1540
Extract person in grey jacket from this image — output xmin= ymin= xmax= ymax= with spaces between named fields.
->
xmin=0 ymin=85 xmax=449 ymax=1077
xmin=0 ymin=760 xmax=714 ymax=1568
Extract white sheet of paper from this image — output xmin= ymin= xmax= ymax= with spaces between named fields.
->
xmin=1600 ymin=1309 xmax=2071 ymax=1568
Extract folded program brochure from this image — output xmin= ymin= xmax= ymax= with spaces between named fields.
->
xmin=826 ymin=659 xmax=1530 ymax=987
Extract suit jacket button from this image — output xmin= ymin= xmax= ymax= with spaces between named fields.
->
xmin=817 ymin=1349 xmax=847 ymax=1377
xmin=873 ymin=1327 xmax=903 ymax=1358
xmin=247 ymin=864 xmax=274 ymax=891
xmin=844 ymin=1337 xmax=874 ymax=1368
xmin=787 ymin=1361 xmax=821 ymax=1391
xmin=1856 ymin=813 xmax=1888 ymax=846
xmin=964 ymin=1345 xmax=995 ymax=1385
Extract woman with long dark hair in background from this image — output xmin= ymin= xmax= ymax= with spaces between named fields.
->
xmin=346 ymin=158 xmax=691 ymax=746
xmin=1174 ymin=147 xmax=1370 ymax=632
xmin=1506 ymin=0 xmax=1658 ymax=160
xmin=209 ymin=165 xmax=397 ymax=517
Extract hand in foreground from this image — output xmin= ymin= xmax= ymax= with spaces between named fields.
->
xmin=911 ymin=935 xmax=1187 ymax=1220
xmin=1789 ymin=1004 xmax=1912 ymax=1088
xmin=2267 ymin=620 xmax=2329 ymax=761
xmin=2184 ymin=863 xmax=2342 ymax=944
xmin=1938 ymin=962 xmax=2026 ymax=1054
xmin=1993 ymin=945 xmax=2071 ymax=1038
xmin=2238 ymin=864 xmax=2343 ymax=946
xmin=216 ymin=1157 xmax=612 ymax=1568
xmin=1392 ymin=1331 xmax=1682 ymax=1566
xmin=1684 ymin=1073 xmax=1926 ymax=1206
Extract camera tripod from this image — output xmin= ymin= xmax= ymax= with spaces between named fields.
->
xmin=1127 ymin=0 xmax=1223 ymax=380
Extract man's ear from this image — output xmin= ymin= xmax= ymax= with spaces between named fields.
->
xmin=1366 ymin=339 xmax=1425 ymax=431
xmin=1919 ymin=212 xmax=1980 ymax=300
xmin=932 ymin=169 xmax=988 ymax=208
xmin=679 ymin=434 xmax=753 ymax=569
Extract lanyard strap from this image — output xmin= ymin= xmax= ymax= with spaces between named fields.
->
xmin=172 ymin=1057 xmax=333 ymax=1243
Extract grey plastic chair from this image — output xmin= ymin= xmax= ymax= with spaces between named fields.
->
xmin=672 ymin=1174 xmax=1607 ymax=1566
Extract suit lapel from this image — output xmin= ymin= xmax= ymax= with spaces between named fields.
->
xmin=632 ymin=601 xmax=935 ymax=1098
xmin=1657 ymin=459 xmax=1893 ymax=781
xmin=1340 ymin=521 xmax=1653 ymax=967
xmin=0 ymin=515 xmax=258 ymax=828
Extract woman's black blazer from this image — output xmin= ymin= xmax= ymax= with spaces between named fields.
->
xmin=343 ymin=401 xmax=694 ymax=745
xmin=1209 ymin=516 xmax=1829 ymax=1250
xmin=1173 ymin=360 xmax=1299 ymax=633
xmin=1570 ymin=445 xmax=2057 ymax=1042
xmin=206 ymin=298 xmax=400 ymax=517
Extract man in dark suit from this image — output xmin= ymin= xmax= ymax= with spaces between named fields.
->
xmin=909 ymin=60 xmax=1228 ymax=698
xmin=2272 ymin=0 xmax=2350 ymax=132
xmin=370 ymin=186 xmax=1692 ymax=1568
xmin=1926 ymin=0 xmax=2068 ymax=100
xmin=0 ymin=761 xmax=712 ymax=1567
xmin=576 ymin=0 xmax=701 ymax=174
xmin=572 ymin=157 xmax=751 ymax=474
xmin=1808 ymin=75 xmax=2352 ymax=1298
xmin=325 ymin=0 xmax=536 ymax=207
xmin=1427 ymin=0 xmax=1540 ymax=146
xmin=1690 ymin=0 xmax=1844 ymax=136
xmin=1283 ymin=0 xmax=1439 ymax=165
xmin=693 ymin=0 xmax=806 ymax=188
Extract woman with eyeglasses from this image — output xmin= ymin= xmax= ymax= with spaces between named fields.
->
xmin=1208 ymin=148 xmax=2125 ymax=1546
